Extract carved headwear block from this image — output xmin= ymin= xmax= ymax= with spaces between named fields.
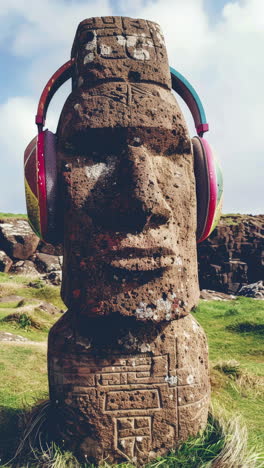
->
xmin=71 ymin=16 xmax=171 ymax=89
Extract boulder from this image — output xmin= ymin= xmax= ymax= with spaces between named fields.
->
xmin=38 ymin=241 xmax=63 ymax=256
xmin=238 ymin=281 xmax=264 ymax=299
xmin=38 ymin=301 xmax=64 ymax=315
xmin=0 ymin=331 xmax=30 ymax=342
xmin=11 ymin=260 xmax=40 ymax=276
xmin=0 ymin=219 xmax=39 ymax=260
xmin=200 ymin=289 xmax=236 ymax=301
xmin=34 ymin=253 xmax=62 ymax=273
xmin=0 ymin=250 xmax=13 ymax=272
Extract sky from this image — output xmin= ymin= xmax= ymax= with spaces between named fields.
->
xmin=0 ymin=0 xmax=263 ymax=215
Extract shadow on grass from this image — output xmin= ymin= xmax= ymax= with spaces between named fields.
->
xmin=226 ymin=321 xmax=264 ymax=335
xmin=0 ymin=406 xmax=24 ymax=465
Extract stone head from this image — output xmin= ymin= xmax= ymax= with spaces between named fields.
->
xmin=57 ymin=17 xmax=200 ymax=321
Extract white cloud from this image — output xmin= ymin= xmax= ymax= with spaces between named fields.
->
xmin=0 ymin=0 xmax=263 ymax=213
xmin=0 ymin=0 xmax=112 ymax=56
xmin=129 ymin=0 xmax=264 ymax=213
xmin=0 ymin=96 xmax=58 ymax=212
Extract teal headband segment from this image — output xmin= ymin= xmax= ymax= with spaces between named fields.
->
xmin=170 ymin=67 xmax=209 ymax=136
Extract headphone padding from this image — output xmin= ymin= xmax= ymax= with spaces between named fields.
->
xmin=193 ymin=136 xmax=222 ymax=243
xmin=192 ymin=136 xmax=210 ymax=242
xmin=24 ymin=130 xmax=58 ymax=243
xmin=24 ymin=135 xmax=41 ymax=237
xmin=44 ymin=130 xmax=58 ymax=241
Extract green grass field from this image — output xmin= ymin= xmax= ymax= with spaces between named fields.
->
xmin=193 ymin=297 xmax=264 ymax=451
xmin=0 ymin=213 xmax=27 ymax=219
xmin=0 ymin=272 xmax=263 ymax=467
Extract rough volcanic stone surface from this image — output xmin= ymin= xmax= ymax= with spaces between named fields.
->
xmin=47 ymin=16 xmax=209 ymax=465
xmin=0 ymin=250 xmax=13 ymax=272
xmin=71 ymin=16 xmax=171 ymax=90
xmin=0 ymin=219 xmax=39 ymax=260
xmin=58 ymin=73 xmax=199 ymax=320
xmin=48 ymin=312 xmax=210 ymax=466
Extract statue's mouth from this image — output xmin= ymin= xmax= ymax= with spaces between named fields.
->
xmin=104 ymin=256 xmax=177 ymax=271
xmin=101 ymin=248 xmax=181 ymax=271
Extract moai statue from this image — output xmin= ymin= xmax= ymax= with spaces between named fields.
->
xmin=25 ymin=15 xmax=223 ymax=467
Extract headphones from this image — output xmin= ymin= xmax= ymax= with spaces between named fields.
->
xmin=24 ymin=59 xmax=223 ymax=244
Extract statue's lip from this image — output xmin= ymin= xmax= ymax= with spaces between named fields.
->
xmin=100 ymin=248 xmax=182 ymax=271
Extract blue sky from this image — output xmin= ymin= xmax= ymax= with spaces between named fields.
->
xmin=0 ymin=0 xmax=263 ymax=214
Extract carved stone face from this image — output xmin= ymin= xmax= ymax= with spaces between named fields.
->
xmin=57 ymin=82 xmax=199 ymax=321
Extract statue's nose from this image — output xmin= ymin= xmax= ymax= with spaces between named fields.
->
xmin=91 ymin=145 xmax=172 ymax=233
xmin=83 ymin=144 xmax=173 ymax=233
xmin=118 ymin=145 xmax=172 ymax=225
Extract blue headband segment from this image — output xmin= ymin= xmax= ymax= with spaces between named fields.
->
xmin=170 ymin=67 xmax=209 ymax=137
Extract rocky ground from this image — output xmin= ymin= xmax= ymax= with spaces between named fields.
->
xmin=0 ymin=218 xmax=63 ymax=285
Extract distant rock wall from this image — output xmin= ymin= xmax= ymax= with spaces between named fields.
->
xmin=0 ymin=215 xmax=263 ymax=294
xmin=198 ymin=214 xmax=264 ymax=294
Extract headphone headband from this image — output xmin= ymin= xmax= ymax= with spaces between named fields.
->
xmin=35 ymin=58 xmax=75 ymax=133
xmin=35 ymin=60 xmax=209 ymax=137
xmin=170 ymin=67 xmax=209 ymax=137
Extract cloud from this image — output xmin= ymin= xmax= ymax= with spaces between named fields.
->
xmin=0 ymin=0 xmax=263 ymax=213
xmin=0 ymin=0 xmax=112 ymax=56
xmin=0 ymin=96 xmax=58 ymax=212
xmin=128 ymin=0 xmax=264 ymax=213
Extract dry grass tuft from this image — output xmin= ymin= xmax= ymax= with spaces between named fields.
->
xmin=213 ymin=360 xmax=241 ymax=379
xmin=212 ymin=360 xmax=264 ymax=400
xmin=208 ymin=415 xmax=263 ymax=468
xmin=232 ymin=373 xmax=264 ymax=400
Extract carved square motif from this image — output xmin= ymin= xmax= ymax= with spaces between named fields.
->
xmin=116 ymin=416 xmax=151 ymax=460
xmin=105 ymin=389 xmax=160 ymax=411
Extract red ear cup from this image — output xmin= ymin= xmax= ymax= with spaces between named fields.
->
xmin=24 ymin=130 xmax=60 ymax=244
xmin=192 ymin=136 xmax=223 ymax=243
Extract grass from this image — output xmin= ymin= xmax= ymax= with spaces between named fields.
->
xmin=0 ymin=212 xmax=27 ymax=219
xmin=0 ymin=303 xmax=59 ymax=341
xmin=193 ymin=297 xmax=264 ymax=451
xmin=0 ymin=273 xmax=65 ymax=341
xmin=219 ymin=213 xmax=263 ymax=226
xmin=0 ymin=278 xmax=263 ymax=466
xmin=0 ymin=272 xmax=66 ymax=309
